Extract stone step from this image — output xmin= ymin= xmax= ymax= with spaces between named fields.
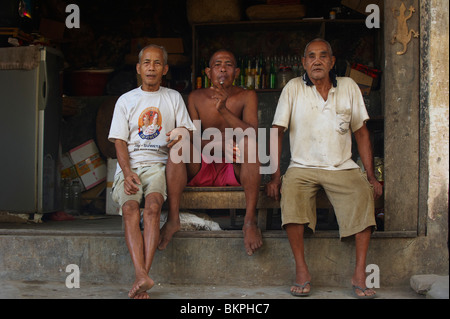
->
xmin=0 ymin=280 xmax=422 ymax=299
xmin=0 ymin=215 xmax=436 ymax=289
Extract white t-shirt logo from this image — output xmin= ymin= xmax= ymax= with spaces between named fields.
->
xmin=138 ymin=107 xmax=161 ymax=140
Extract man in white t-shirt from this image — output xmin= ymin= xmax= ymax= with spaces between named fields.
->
xmin=108 ymin=44 xmax=194 ymax=299
xmin=266 ymin=39 xmax=383 ymax=298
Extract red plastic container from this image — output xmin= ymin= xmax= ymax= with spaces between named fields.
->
xmin=69 ymin=69 xmax=113 ymax=96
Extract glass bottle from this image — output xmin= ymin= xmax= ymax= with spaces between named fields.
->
xmin=254 ymin=57 xmax=261 ymax=90
xmin=261 ymin=58 xmax=268 ymax=89
xmin=239 ymin=56 xmax=246 ymax=88
xmin=269 ymin=60 xmax=277 ymax=89
xmin=245 ymin=58 xmax=254 ymax=89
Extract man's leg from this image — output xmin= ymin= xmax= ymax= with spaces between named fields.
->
xmin=159 ymin=143 xmax=201 ymax=250
xmin=320 ymin=169 xmax=376 ymax=297
xmin=122 ymin=199 xmax=153 ymax=299
xmin=352 ymin=226 xmax=376 ymax=297
xmin=285 ymin=223 xmax=311 ymax=295
xmin=158 ymin=156 xmax=185 ymax=250
xmin=126 ymin=193 xmax=164 ymax=299
xmin=235 ymin=135 xmax=262 ymax=256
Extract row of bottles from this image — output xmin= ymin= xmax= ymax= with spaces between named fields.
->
xmin=195 ymin=54 xmax=305 ymax=90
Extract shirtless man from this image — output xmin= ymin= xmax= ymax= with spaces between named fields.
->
xmin=159 ymin=49 xmax=263 ymax=255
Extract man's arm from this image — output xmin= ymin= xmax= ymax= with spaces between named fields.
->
xmin=186 ymin=91 xmax=211 ymax=151
xmin=353 ymin=123 xmax=383 ymax=200
xmin=214 ymin=87 xmax=258 ymax=131
xmin=265 ymin=125 xmax=285 ymax=201
xmin=115 ymin=139 xmax=140 ymax=195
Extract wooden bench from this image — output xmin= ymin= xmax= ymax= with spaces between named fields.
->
xmin=163 ymin=185 xmax=335 ymax=230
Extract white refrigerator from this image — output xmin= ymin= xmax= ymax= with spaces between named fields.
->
xmin=0 ymin=46 xmax=63 ymax=214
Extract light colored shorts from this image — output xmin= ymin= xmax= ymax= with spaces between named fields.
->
xmin=280 ymin=167 xmax=376 ymax=238
xmin=111 ymin=163 xmax=167 ymax=215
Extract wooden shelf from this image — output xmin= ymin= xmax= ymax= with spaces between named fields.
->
xmin=193 ymin=19 xmax=366 ymax=28
xmin=192 ymin=18 xmax=377 ymax=81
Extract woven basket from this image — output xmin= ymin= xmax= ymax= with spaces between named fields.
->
xmin=187 ymin=0 xmax=242 ymax=24
xmin=246 ymin=4 xmax=306 ymax=20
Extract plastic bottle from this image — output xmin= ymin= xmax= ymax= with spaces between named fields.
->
xmin=71 ymin=180 xmax=82 ymax=215
xmin=62 ymin=178 xmax=71 ymax=212
xmin=277 ymin=66 xmax=294 ymax=89
xmin=330 ymin=10 xmax=336 ymax=19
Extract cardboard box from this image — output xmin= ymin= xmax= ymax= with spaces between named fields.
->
xmin=131 ymin=38 xmax=184 ymax=54
xmin=106 ymin=158 xmax=120 ymax=215
xmin=69 ymin=140 xmax=107 ymax=190
xmin=346 ymin=65 xmax=374 ymax=96
xmin=60 ymin=152 xmax=85 ymax=191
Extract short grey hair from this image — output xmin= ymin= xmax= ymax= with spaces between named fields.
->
xmin=138 ymin=44 xmax=168 ymax=65
xmin=303 ymin=38 xmax=333 ymax=57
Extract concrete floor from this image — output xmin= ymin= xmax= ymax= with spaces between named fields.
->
xmin=0 ymin=279 xmax=422 ymax=299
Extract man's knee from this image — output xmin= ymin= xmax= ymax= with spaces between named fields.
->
xmin=237 ymin=135 xmax=258 ymax=164
xmin=142 ymin=203 xmax=161 ymax=218
xmin=143 ymin=193 xmax=164 ymax=215
xmin=122 ymin=200 xmax=140 ymax=219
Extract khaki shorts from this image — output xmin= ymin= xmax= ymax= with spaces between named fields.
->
xmin=280 ymin=167 xmax=376 ymax=238
xmin=111 ymin=163 xmax=167 ymax=215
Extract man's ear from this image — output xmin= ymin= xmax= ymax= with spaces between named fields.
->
xmin=205 ymin=67 xmax=211 ymax=79
xmin=163 ymin=64 xmax=169 ymax=76
xmin=234 ymin=68 xmax=240 ymax=79
xmin=136 ymin=63 xmax=141 ymax=75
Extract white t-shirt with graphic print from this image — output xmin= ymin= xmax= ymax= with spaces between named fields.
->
xmin=272 ymin=76 xmax=369 ymax=170
xmin=108 ymin=86 xmax=194 ymax=175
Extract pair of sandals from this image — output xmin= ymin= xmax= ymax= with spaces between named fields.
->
xmin=290 ymin=282 xmax=377 ymax=299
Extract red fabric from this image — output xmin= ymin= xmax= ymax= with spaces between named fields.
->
xmin=187 ymin=158 xmax=240 ymax=187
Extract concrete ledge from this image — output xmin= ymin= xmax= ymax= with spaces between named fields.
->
xmin=0 ymin=230 xmax=442 ymax=288
xmin=0 ymin=217 xmax=445 ymax=288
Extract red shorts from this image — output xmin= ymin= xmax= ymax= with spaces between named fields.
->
xmin=187 ymin=157 xmax=240 ymax=187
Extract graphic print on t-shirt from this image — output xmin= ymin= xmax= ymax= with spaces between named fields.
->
xmin=138 ymin=107 xmax=162 ymax=140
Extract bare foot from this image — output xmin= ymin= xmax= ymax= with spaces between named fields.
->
xmin=133 ymin=291 xmax=150 ymax=299
xmin=291 ymin=282 xmax=311 ymax=296
xmin=291 ymin=271 xmax=311 ymax=295
xmin=158 ymin=219 xmax=180 ymax=250
xmin=128 ymin=276 xmax=154 ymax=299
xmin=242 ymin=222 xmax=263 ymax=256
xmin=351 ymin=276 xmax=376 ymax=298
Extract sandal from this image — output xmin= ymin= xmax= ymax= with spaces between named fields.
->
xmin=352 ymin=285 xmax=377 ymax=299
xmin=291 ymin=281 xmax=311 ymax=297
